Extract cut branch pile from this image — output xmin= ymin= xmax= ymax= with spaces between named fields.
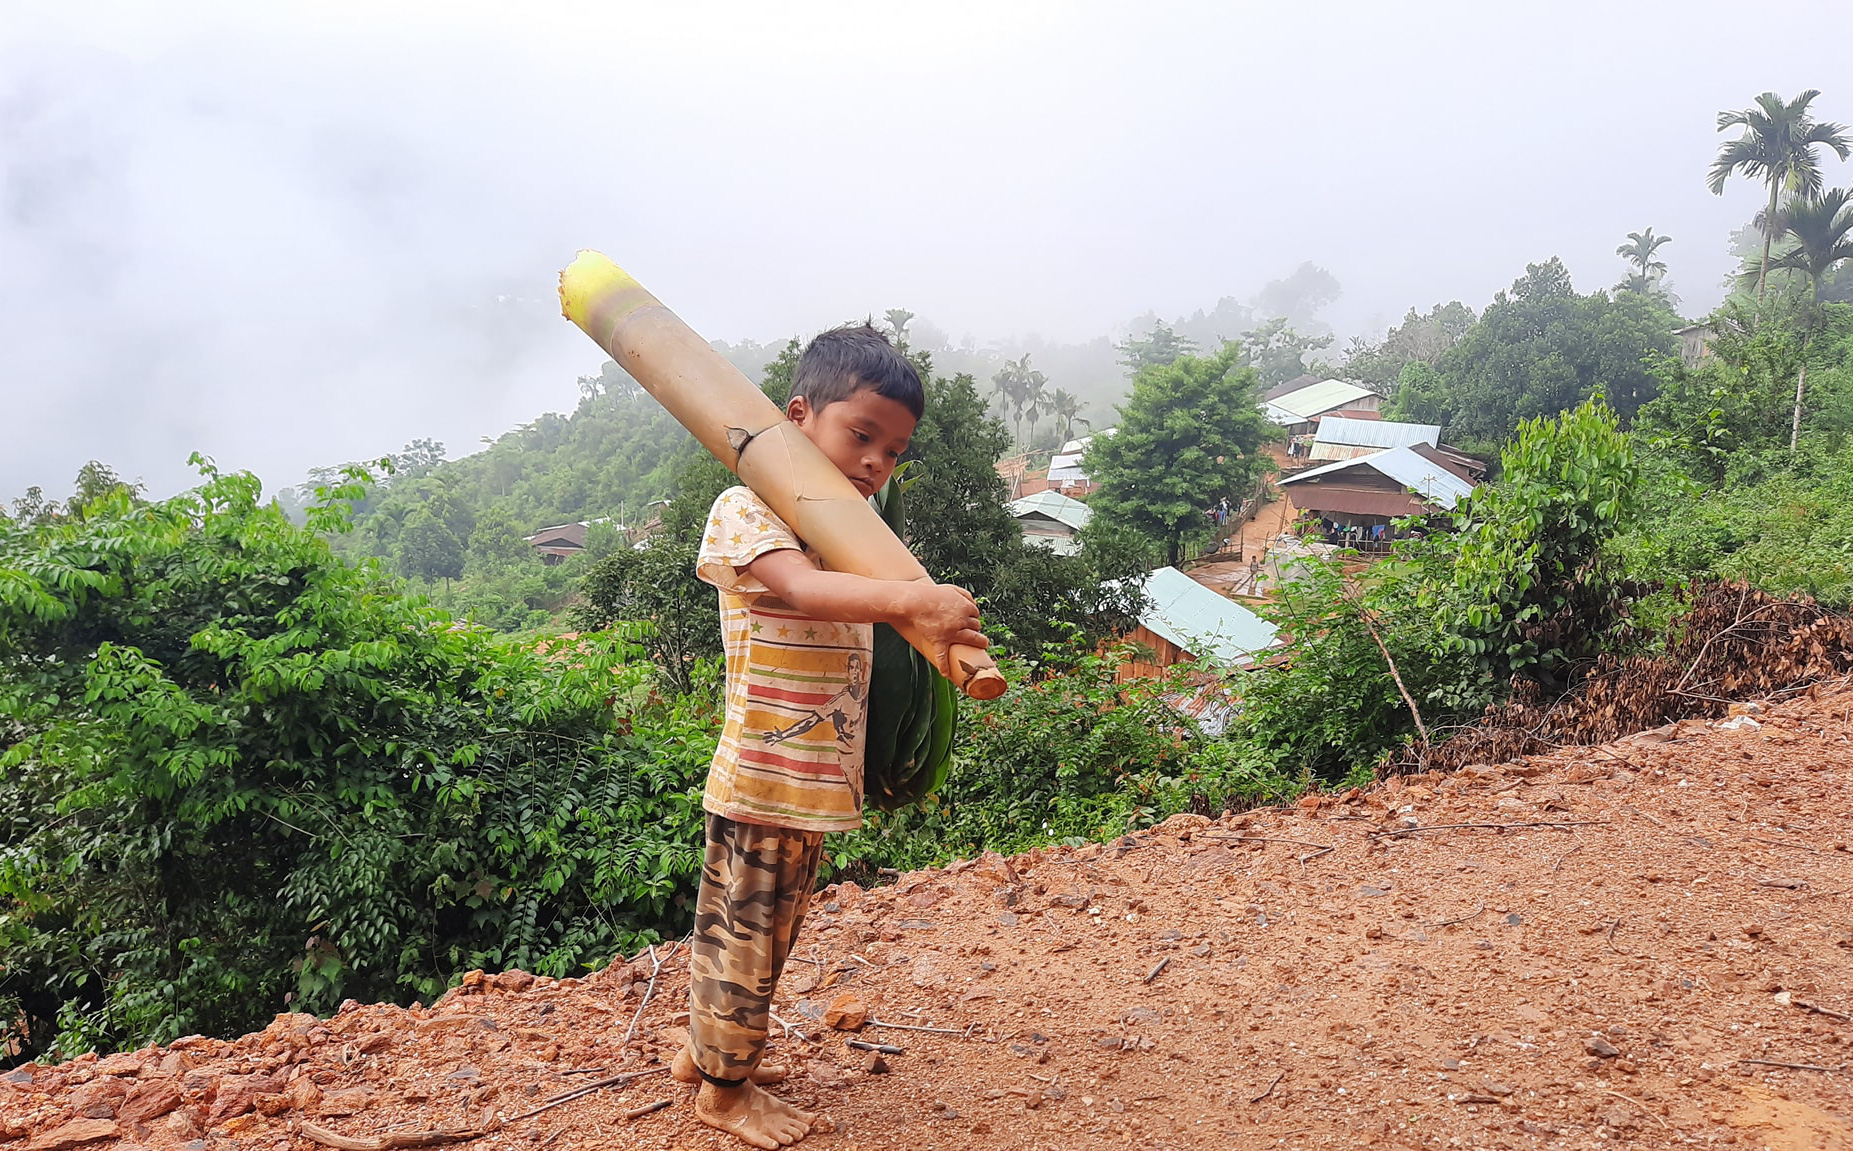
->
xmin=1393 ymin=582 xmax=1853 ymax=773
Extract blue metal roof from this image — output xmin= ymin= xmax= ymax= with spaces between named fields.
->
xmin=1135 ymin=567 xmax=1278 ymax=667
xmin=1006 ymin=490 xmax=1093 ymax=531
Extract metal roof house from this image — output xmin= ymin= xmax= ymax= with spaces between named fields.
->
xmin=1006 ymin=490 xmax=1093 ymax=556
xmin=1118 ymin=566 xmax=1279 ymax=677
xmin=1044 ymin=430 xmax=1113 ymax=495
xmin=1262 ymin=379 xmax=1382 ymax=431
xmin=1276 ymin=445 xmax=1476 ymax=534
xmin=1309 ymin=416 xmax=1441 ymax=462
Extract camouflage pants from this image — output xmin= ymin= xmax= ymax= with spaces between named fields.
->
xmin=687 ymin=814 xmax=825 ymax=1086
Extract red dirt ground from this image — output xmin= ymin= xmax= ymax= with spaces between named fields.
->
xmin=5 ymin=684 xmax=1852 ymax=1151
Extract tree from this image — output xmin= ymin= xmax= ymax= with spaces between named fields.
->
xmin=1238 ymin=317 xmax=1335 ymax=388
xmin=1762 ymin=188 xmax=1853 ymax=450
xmin=1115 ymin=322 xmax=1198 ymax=376
xmin=398 ymin=508 xmax=464 ymax=586
xmin=1085 ymin=346 xmax=1275 ymax=568
xmin=1253 ymin=262 xmax=1342 ymax=330
xmin=882 ymin=308 xmax=916 ymax=344
xmin=1616 ymin=228 xmax=1672 ymax=291
xmin=1415 ymin=259 xmax=1677 ymax=446
xmin=1708 ymin=90 xmax=1852 ymax=301
xmin=1046 ymin=388 xmax=1089 ymax=445
xmin=1341 ymin=303 xmax=1476 ymax=391
xmin=989 ymin=353 xmax=1046 ymax=448
xmin=1436 ymin=399 xmax=1640 ymax=688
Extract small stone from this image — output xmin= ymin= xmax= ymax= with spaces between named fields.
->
xmin=808 ymin=1061 xmax=849 ymax=1089
xmin=319 ymin=1087 xmax=374 ymax=1116
xmin=286 ymin=1079 xmax=323 ymax=1111
xmin=862 ymin=1052 xmax=889 ymax=1074
xmin=1583 ymin=1036 xmax=1620 ymax=1058
xmin=1188 ymin=944 xmax=1212 ymax=958
xmin=460 ymin=969 xmax=486 ymax=989
xmin=1505 ymin=913 xmax=1525 ymax=926
xmin=1743 ymin=923 xmax=1764 ymax=937
xmin=1356 ymin=886 xmax=1387 ymax=898
xmin=911 ymin=956 xmax=948 ymax=990
xmin=1481 ymin=1081 xmax=1514 ymax=1096
xmin=25 ymin=1119 xmax=120 ymax=1151
xmin=445 ymin=1065 xmax=482 ymax=1083
xmin=493 ymin=970 xmax=535 ymax=993
xmin=95 ymin=1052 xmax=144 ymax=1077
xmin=996 ymin=912 xmax=1019 ymax=927
xmin=824 ymin=993 xmax=868 ymax=1031
xmin=254 ymin=1093 xmax=291 ymax=1117
xmin=207 ymin=1072 xmax=280 ymax=1123
xmin=1364 ymin=926 xmax=1384 ymax=940
xmin=119 ymin=1081 xmax=185 ymax=1124
xmin=71 ymin=1076 xmax=129 ymax=1118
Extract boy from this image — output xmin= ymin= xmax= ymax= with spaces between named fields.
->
xmin=666 ymin=324 xmax=986 ymax=1149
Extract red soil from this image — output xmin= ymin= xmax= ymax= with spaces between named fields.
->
xmin=5 ymin=684 xmax=1852 ymax=1150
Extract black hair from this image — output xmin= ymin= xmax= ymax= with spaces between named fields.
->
xmin=789 ymin=323 xmax=925 ymax=420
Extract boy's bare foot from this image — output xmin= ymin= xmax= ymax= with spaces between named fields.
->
xmin=695 ymin=1080 xmax=814 ymax=1149
xmin=671 ymin=1045 xmax=789 ymax=1085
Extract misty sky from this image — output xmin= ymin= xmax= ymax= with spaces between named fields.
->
xmin=5 ymin=0 xmax=1853 ymax=499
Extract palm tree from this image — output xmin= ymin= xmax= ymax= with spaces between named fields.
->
xmin=991 ymin=354 xmax=1046 ymax=447
xmin=1021 ymin=371 xmax=1050 ymax=448
xmin=1047 ymin=388 xmax=1090 ymax=445
xmin=1615 ymin=228 xmax=1672 ymax=290
xmin=1708 ymin=90 xmax=1852 ymax=301
xmin=1763 ymin=188 xmax=1853 ymax=451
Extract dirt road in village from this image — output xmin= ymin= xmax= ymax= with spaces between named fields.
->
xmin=6 ymin=683 xmax=1852 ymax=1151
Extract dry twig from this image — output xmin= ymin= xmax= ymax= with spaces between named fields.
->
xmin=1143 ymin=957 xmax=1170 ymax=984
xmin=1740 ymin=1058 xmax=1846 ymax=1073
xmin=1601 ymin=1089 xmax=1671 ymax=1130
xmin=1424 ymin=905 xmax=1486 ymax=930
xmin=621 ymin=934 xmax=689 ymax=1048
xmin=1249 ymin=1071 xmax=1284 ymax=1104
xmin=1369 ymin=820 xmax=1607 ymax=839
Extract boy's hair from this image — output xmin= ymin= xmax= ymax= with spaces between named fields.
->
xmin=789 ymin=323 xmax=925 ymax=420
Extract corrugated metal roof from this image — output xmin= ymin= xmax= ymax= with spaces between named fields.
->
xmin=1263 ymin=379 xmax=1376 ymax=423
xmin=1136 ymin=567 xmax=1278 ymax=667
xmin=1313 ymin=416 xmax=1440 ymax=451
xmin=1278 ymin=446 xmax=1476 ymax=510
xmin=1006 ymin=490 xmax=1093 ymax=532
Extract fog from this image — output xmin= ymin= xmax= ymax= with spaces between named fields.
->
xmin=4 ymin=0 xmax=1851 ymax=499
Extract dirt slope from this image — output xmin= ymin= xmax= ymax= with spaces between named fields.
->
xmin=5 ymin=684 xmax=1852 ymax=1151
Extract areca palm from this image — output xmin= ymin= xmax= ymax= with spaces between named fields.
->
xmin=1047 ymin=388 xmax=1090 ymax=445
xmin=1708 ymin=90 xmax=1852 ymax=301
xmin=1615 ymin=228 xmax=1671 ymax=289
xmin=1763 ymin=188 xmax=1853 ymax=451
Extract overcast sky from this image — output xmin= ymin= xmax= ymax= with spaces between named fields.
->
xmin=5 ymin=0 xmax=1853 ymax=499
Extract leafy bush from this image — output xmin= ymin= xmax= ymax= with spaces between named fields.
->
xmin=1235 ymin=400 xmax=1643 ymax=781
xmin=0 ymin=462 xmax=710 ymax=1059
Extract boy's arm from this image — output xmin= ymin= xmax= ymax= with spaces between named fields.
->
xmin=748 ymin=548 xmax=987 ymax=658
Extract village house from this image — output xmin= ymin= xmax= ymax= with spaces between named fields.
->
xmin=1274 ymin=444 xmax=1477 ymax=553
xmin=1115 ymin=566 xmax=1278 ymax=681
xmin=1006 ymin=490 xmax=1092 ymax=555
xmin=1262 ymin=378 xmax=1383 ymax=456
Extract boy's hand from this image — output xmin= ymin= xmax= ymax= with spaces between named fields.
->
xmin=902 ymin=583 xmax=988 ymax=670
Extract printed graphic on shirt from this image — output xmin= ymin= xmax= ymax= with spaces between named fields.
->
xmin=762 ymin=651 xmax=866 ymax=747
xmin=696 ymin=487 xmax=872 ymax=833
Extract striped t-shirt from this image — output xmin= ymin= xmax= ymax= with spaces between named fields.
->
xmin=695 ymin=486 xmax=871 ymax=832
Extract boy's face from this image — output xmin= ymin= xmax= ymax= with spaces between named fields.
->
xmin=787 ymin=388 xmax=917 ymax=499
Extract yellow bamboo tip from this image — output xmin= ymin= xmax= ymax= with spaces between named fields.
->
xmin=558 ymin=250 xmax=656 ymax=335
